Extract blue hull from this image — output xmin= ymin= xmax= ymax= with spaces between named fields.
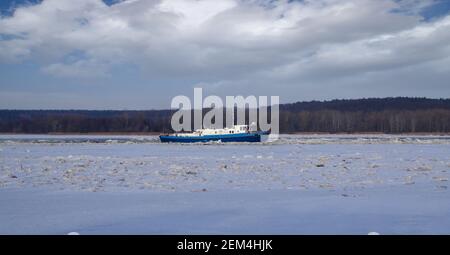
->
xmin=160 ymin=133 xmax=261 ymax=143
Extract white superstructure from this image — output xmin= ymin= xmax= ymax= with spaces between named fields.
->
xmin=175 ymin=125 xmax=249 ymax=137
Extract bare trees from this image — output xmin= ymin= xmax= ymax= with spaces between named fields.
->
xmin=1 ymin=98 xmax=449 ymax=134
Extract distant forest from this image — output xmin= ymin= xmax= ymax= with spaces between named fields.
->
xmin=1 ymin=97 xmax=450 ymax=133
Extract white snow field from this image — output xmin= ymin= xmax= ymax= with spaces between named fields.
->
xmin=0 ymin=134 xmax=449 ymax=234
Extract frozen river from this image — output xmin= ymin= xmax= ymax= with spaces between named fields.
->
xmin=0 ymin=135 xmax=449 ymax=234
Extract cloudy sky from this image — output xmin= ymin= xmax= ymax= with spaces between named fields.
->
xmin=1 ymin=0 xmax=450 ymax=109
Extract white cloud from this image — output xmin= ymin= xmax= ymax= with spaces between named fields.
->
xmin=267 ymin=14 xmax=450 ymax=80
xmin=0 ymin=0 xmax=449 ymax=101
xmin=42 ymin=59 xmax=109 ymax=78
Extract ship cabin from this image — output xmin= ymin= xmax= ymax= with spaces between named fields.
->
xmin=196 ymin=125 xmax=249 ymax=136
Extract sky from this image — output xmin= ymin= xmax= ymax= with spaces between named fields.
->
xmin=1 ymin=0 xmax=450 ymax=110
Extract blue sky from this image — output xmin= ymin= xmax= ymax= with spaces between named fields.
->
xmin=0 ymin=0 xmax=126 ymax=14
xmin=421 ymin=0 xmax=450 ymax=19
xmin=1 ymin=0 xmax=450 ymax=109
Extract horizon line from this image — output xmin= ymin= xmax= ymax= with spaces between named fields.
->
xmin=0 ymin=96 xmax=449 ymax=111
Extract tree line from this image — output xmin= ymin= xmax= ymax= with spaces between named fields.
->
xmin=1 ymin=97 xmax=449 ymax=133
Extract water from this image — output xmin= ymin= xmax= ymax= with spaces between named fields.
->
xmin=1 ymin=134 xmax=450 ymax=144
xmin=1 ymin=134 xmax=449 ymax=234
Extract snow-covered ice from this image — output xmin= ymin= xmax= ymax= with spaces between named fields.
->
xmin=0 ymin=134 xmax=449 ymax=234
